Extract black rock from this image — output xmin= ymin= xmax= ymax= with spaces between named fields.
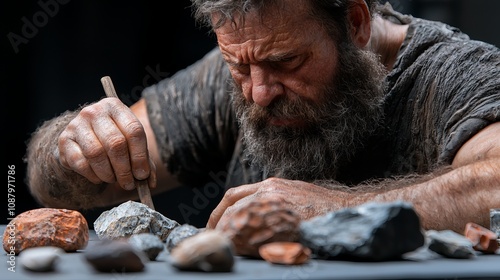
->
xmin=300 ymin=201 xmax=425 ymax=261
xmin=84 ymin=239 xmax=148 ymax=272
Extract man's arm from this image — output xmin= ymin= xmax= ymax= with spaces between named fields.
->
xmin=25 ymin=98 xmax=178 ymax=210
xmin=378 ymin=122 xmax=500 ymax=231
xmin=208 ymin=122 xmax=500 ymax=233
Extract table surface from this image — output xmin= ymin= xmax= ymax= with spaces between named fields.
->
xmin=2 ymin=225 xmax=500 ymax=280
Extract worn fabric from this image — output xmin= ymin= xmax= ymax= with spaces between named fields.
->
xmin=143 ymin=9 xmax=499 ymax=189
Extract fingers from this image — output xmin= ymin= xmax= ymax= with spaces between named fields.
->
xmin=58 ymin=98 xmax=153 ymax=190
xmin=206 ymin=184 xmax=260 ymax=229
xmin=110 ymin=104 xmax=151 ymax=181
xmin=92 ymin=108 xmax=136 ymax=190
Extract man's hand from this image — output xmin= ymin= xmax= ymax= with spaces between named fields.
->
xmin=58 ymin=97 xmax=156 ymax=191
xmin=206 ymin=177 xmax=366 ymax=229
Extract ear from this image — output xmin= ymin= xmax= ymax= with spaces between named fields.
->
xmin=347 ymin=0 xmax=371 ymax=48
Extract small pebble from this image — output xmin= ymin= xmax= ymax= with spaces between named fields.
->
xmin=259 ymin=242 xmax=311 ymax=265
xmin=128 ymin=233 xmax=165 ymax=261
xmin=19 ymin=246 xmax=64 ymax=272
xmin=464 ymin=222 xmax=499 ymax=254
xmin=427 ymin=230 xmax=476 ymax=259
xmin=170 ymin=229 xmax=234 ymax=272
xmin=165 ymin=224 xmax=201 ymax=252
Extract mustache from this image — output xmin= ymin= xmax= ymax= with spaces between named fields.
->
xmin=234 ymin=86 xmax=347 ymax=129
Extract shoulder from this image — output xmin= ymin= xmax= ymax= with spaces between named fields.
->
xmin=389 ymin=15 xmax=499 ymax=89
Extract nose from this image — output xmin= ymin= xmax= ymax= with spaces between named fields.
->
xmin=249 ymin=64 xmax=284 ymax=107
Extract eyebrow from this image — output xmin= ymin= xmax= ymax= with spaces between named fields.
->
xmin=224 ymin=51 xmax=296 ymax=66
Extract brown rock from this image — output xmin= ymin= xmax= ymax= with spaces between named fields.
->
xmin=2 ymin=208 xmax=89 ymax=254
xmin=464 ymin=222 xmax=499 ymax=254
xmin=170 ymin=230 xmax=234 ymax=272
xmin=219 ymin=198 xmax=301 ymax=258
xmin=259 ymin=242 xmax=311 ymax=265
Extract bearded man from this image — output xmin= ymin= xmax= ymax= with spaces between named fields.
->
xmin=26 ymin=0 xmax=499 ymax=233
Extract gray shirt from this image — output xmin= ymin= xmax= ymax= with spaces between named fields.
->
xmin=143 ymin=10 xmax=499 ymax=189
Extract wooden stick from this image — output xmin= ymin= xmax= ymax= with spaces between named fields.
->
xmin=100 ymin=76 xmax=155 ymax=210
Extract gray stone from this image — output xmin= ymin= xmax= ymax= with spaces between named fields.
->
xmin=426 ymin=230 xmax=476 ymax=259
xmin=490 ymin=209 xmax=500 ymax=237
xmin=165 ymin=224 xmax=201 ymax=252
xmin=170 ymin=230 xmax=234 ymax=272
xmin=19 ymin=246 xmax=64 ymax=272
xmin=128 ymin=233 xmax=165 ymax=261
xmin=84 ymin=239 xmax=148 ymax=272
xmin=300 ymin=201 xmax=425 ymax=261
xmin=94 ymin=200 xmax=180 ymax=241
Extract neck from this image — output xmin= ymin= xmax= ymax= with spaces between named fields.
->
xmin=368 ymin=16 xmax=409 ymax=71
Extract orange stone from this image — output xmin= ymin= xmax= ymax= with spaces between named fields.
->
xmin=2 ymin=208 xmax=89 ymax=255
xmin=219 ymin=198 xmax=301 ymax=258
xmin=464 ymin=222 xmax=498 ymax=254
xmin=259 ymin=242 xmax=311 ymax=265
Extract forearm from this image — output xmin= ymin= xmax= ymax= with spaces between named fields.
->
xmin=25 ymin=109 xmax=108 ymax=209
xmin=370 ymin=158 xmax=500 ymax=232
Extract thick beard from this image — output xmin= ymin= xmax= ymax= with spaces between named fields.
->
xmin=232 ymin=43 xmax=387 ymax=181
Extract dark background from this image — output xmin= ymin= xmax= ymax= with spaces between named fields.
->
xmin=3 ymin=0 xmax=500 ymax=228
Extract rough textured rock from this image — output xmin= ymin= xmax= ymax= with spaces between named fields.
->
xmin=94 ymin=200 xmax=180 ymax=241
xmin=219 ymin=198 xmax=301 ymax=258
xmin=490 ymin=209 xmax=500 ymax=238
xmin=259 ymin=242 xmax=311 ymax=265
xmin=84 ymin=239 xmax=147 ymax=272
xmin=128 ymin=233 xmax=165 ymax=261
xmin=427 ymin=230 xmax=476 ymax=259
xmin=165 ymin=224 xmax=201 ymax=252
xmin=19 ymin=246 xmax=64 ymax=272
xmin=2 ymin=208 xmax=89 ymax=254
xmin=170 ymin=230 xmax=234 ymax=272
xmin=464 ymin=223 xmax=498 ymax=254
xmin=300 ymin=201 xmax=424 ymax=261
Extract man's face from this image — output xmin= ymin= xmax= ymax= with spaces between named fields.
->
xmin=214 ymin=1 xmax=386 ymax=180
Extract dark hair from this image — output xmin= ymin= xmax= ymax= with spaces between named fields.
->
xmin=191 ymin=0 xmax=379 ymax=41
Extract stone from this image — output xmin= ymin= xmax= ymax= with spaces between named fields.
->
xmin=219 ymin=198 xmax=301 ymax=258
xmin=19 ymin=246 xmax=64 ymax=272
xmin=128 ymin=232 xmax=165 ymax=261
xmin=258 ymin=242 xmax=311 ymax=265
xmin=93 ymin=200 xmax=180 ymax=241
xmin=2 ymin=208 xmax=89 ymax=254
xmin=170 ymin=229 xmax=234 ymax=272
xmin=490 ymin=209 xmax=500 ymax=237
xmin=427 ymin=230 xmax=476 ymax=259
xmin=464 ymin=222 xmax=499 ymax=254
xmin=300 ymin=201 xmax=425 ymax=261
xmin=84 ymin=239 xmax=147 ymax=272
xmin=165 ymin=224 xmax=201 ymax=252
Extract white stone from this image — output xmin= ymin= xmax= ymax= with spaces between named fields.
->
xmin=19 ymin=246 xmax=64 ymax=272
